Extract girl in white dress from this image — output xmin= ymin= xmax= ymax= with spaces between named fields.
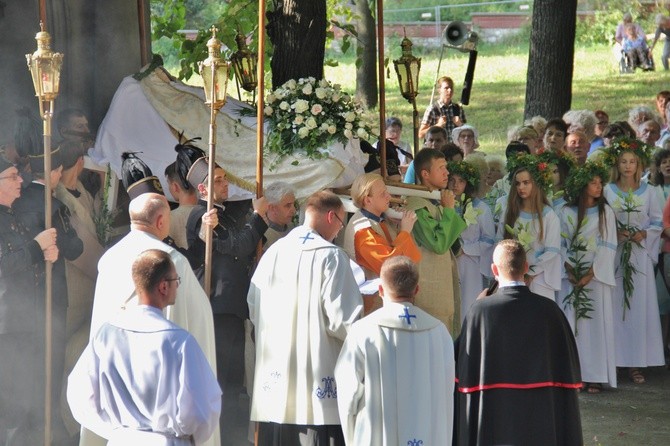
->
xmin=447 ymin=160 xmax=495 ymax=321
xmin=602 ymin=138 xmax=665 ymax=384
xmin=498 ymin=153 xmax=562 ymax=300
xmin=560 ymin=162 xmax=618 ymax=392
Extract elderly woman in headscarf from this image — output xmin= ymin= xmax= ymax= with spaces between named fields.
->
xmin=452 ymin=124 xmax=482 ymax=158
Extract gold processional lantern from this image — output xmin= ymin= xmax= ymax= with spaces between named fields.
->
xmin=26 ymin=21 xmax=63 ymax=446
xmin=26 ymin=22 xmax=63 ymax=115
xmin=393 ymin=34 xmax=421 ymax=156
xmin=231 ymin=28 xmax=258 ymax=101
xmin=198 ymin=26 xmax=230 ymax=297
xmin=198 ymin=25 xmax=230 ymax=110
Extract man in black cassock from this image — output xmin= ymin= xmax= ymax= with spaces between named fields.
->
xmin=455 ymin=239 xmax=583 ymax=446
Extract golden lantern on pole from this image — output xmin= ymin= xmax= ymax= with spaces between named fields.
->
xmin=230 ymin=28 xmax=258 ymax=102
xmin=393 ymin=33 xmax=421 ymax=156
xmin=25 ymin=20 xmax=63 ymax=446
xmin=197 ymin=26 xmax=230 ymax=297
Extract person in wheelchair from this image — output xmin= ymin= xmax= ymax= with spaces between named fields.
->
xmin=623 ymin=23 xmax=653 ymax=71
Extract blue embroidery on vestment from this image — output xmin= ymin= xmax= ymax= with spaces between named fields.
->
xmin=300 ymin=232 xmax=315 ymax=244
xmin=407 ymin=440 xmax=424 ymax=446
xmin=261 ymin=371 xmax=281 ymax=392
xmin=398 ymin=307 xmax=417 ymax=325
xmin=316 ymin=376 xmax=337 ymax=399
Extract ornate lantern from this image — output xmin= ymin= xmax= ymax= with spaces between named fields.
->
xmin=230 ymin=29 xmax=258 ymax=93
xmin=198 ymin=26 xmax=230 ymax=110
xmin=26 ymin=22 xmax=63 ymax=113
xmin=393 ymin=35 xmax=421 ymax=103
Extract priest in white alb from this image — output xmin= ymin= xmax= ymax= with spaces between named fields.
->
xmin=68 ymin=249 xmax=221 ymax=445
xmin=247 ymin=191 xmax=363 ymax=446
xmin=85 ymin=191 xmax=218 ymax=446
xmin=335 ymin=256 xmax=455 ymax=446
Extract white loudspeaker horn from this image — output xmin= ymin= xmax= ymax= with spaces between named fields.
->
xmin=443 ymin=21 xmax=469 ymax=47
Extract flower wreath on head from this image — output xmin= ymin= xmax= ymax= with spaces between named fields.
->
xmin=563 ymin=161 xmax=611 ymax=204
xmin=447 ymin=160 xmax=480 ymax=191
xmin=600 ymin=136 xmax=654 ymax=169
xmin=505 ymin=152 xmax=553 ymax=195
xmin=536 ymin=147 xmax=577 ymax=179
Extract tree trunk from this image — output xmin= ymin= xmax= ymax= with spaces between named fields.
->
xmin=267 ymin=0 xmax=327 ymax=89
xmin=354 ymin=0 xmax=377 ymax=108
xmin=524 ymin=0 xmax=577 ymax=120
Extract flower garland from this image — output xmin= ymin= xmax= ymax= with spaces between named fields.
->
xmin=600 ymin=136 xmax=654 ymax=169
xmin=563 ymin=161 xmax=611 ymax=204
xmin=506 ymin=152 xmax=553 ymax=194
xmin=260 ymin=77 xmax=374 ymax=165
xmin=447 ymin=160 xmax=480 ymax=190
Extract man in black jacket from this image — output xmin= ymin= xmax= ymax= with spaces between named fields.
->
xmin=455 ymin=239 xmax=583 ymax=446
xmin=13 ymin=147 xmax=83 ymax=444
xmin=0 ymin=154 xmax=59 ymax=444
xmin=184 ymin=156 xmax=267 ymax=443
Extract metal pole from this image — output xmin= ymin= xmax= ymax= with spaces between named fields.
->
xmin=42 ymin=99 xmax=53 ymax=446
xmin=376 ymin=0 xmax=387 ymax=179
xmin=204 ymin=65 xmax=217 ymax=298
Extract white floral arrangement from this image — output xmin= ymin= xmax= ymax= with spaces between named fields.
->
xmin=262 ymin=77 xmax=374 ymax=164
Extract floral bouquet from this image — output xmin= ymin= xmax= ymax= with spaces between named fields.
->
xmin=261 ymin=77 xmax=374 ymax=165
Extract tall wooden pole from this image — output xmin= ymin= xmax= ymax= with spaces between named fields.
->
xmin=256 ymin=0 xmax=266 ymax=199
xmin=137 ymin=0 xmax=150 ymax=66
xmin=254 ymin=5 xmax=267 ymax=444
xmin=376 ymin=0 xmax=387 ymax=179
xmin=39 ymin=0 xmax=46 ymax=25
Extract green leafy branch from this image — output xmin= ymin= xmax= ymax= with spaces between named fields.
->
xmin=561 ymin=214 xmax=594 ymax=335
xmin=93 ymin=165 xmax=118 ymax=247
xmin=615 ymin=189 xmax=642 ymax=321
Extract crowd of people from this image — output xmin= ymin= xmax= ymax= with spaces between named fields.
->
xmin=2 ymin=39 xmax=670 ymax=445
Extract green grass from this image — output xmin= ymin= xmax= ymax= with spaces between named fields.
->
xmin=167 ymin=42 xmax=670 ymax=155
xmin=324 ymin=43 xmax=670 ymax=154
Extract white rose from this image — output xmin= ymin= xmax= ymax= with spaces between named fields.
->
xmin=344 ymin=128 xmax=353 ymax=139
xmin=331 ymin=93 xmax=341 ymax=103
xmin=279 ymin=101 xmax=289 ymax=111
xmin=264 ymin=106 xmax=273 ymax=116
xmin=302 ymin=84 xmax=313 ymax=95
xmin=320 ymin=122 xmax=329 ymax=131
xmin=327 ymin=125 xmax=337 ymax=134
xmin=311 ymin=104 xmax=323 ymax=115
xmin=306 ymin=117 xmax=318 ymax=129
xmin=294 ymin=99 xmax=309 ymax=114
xmin=345 ymin=122 xmax=353 ymax=130
xmin=286 ymin=79 xmax=297 ymax=90
xmin=357 ymin=127 xmax=368 ymax=139
xmin=315 ymin=87 xmax=327 ymax=99
xmin=344 ymin=111 xmax=356 ymax=122
xmin=294 ymin=115 xmax=304 ymax=125
xmin=275 ymin=91 xmax=284 ymax=100
xmin=267 ymin=94 xmax=276 ymax=103
xmin=318 ymin=79 xmax=329 ymax=88
xmin=342 ymin=93 xmax=351 ymax=102
xmin=298 ymin=126 xmax=310 ymax=139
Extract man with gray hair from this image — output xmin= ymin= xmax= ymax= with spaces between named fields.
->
xmin=263 ymin=181 xmax=297 ymax=252
xmin=637 ymin=119 xmax=662 ymax=147
xmin=335 ymin=256 xmax=454 ymax=445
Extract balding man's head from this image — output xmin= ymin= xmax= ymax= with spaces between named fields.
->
xmin=129 ymin=193 xmax=170 ymax=239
